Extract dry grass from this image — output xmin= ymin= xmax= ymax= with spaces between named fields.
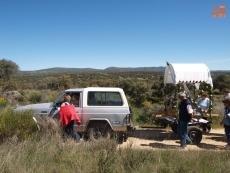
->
xmin=0 ymin=117 xmax=230 ymax=173
xmin=0 ymin=95 xmax=229 ymax=172
xmin=1 ymin=135 xmax=230 ymax=173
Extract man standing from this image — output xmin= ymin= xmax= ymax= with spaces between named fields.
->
xmin=178 ymin=92 xmax=193 ymax=149
xmin=222 ymin=89 xmax=230 ymax=99
xmin=220 ymin=98 xmax=230 ymax=150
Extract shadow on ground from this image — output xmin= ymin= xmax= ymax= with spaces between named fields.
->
xmin=140 ymin=142 xmax=226 ymax=150
xmin=140 ymin=142 xmax=178 ymax=149
xmin=196 ymin=142 xmax=226 ymax=150
xmin=129 ymin=128 xmax=178 ymax=141
xmin=129 ymin=128 xmax=227 ymax=150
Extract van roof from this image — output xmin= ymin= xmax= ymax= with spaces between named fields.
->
xmin=65 ymin=87 xmax=123 ymax=92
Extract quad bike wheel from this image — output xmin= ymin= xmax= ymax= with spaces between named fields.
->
xmin=170 ymin=124 xmax=203 ymax=144
xmin=187 ymin=126 xmax=202 ymax=145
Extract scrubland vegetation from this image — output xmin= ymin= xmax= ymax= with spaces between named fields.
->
xmin=1 ymin=113 xmax=230 ymax=173
xmin=1 ymin=59 xmax=230 ymax=172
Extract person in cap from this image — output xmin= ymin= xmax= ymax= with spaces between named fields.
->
xmin=220 ymin=98 xmax=230 ymax=149
xmin=197 ymin=92 xmax=212 ymax=132
xmin=177 ymin=91 xmax=193 ymax=149
xmin=222 ymin=89 xmax=230 ymax=99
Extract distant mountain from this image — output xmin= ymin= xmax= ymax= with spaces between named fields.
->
xmin=20 ymin=67 xmax=101 ymax=74
xmin=19 ymin=66 xmax=230 ymax=74
xmin=20 ymin=66 xmax=166 ymax=74
xmin=104 ymin=66 xmax=165 ymax=72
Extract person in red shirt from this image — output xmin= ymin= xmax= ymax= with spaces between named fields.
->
xmin=59 ymin=95 xmax=82 ymax=141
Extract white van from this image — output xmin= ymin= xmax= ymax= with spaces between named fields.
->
xmin=15 ymin=87 xmax=133 ymax=143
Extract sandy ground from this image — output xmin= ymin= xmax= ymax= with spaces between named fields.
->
xmin=120 ymin=127 xmax=228 ymax=150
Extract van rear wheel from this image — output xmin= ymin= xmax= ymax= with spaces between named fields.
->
xmin=88 ymin=123 xmax=112 ymax=141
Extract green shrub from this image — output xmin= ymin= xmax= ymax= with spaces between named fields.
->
xmin=15 ymin=95 xmax=25 ymax=102
xmin=28 ymin=92 xmax=42 ymax=103
xmin=136 ymin=103 xmax=164 ymax=125
xmin=0 ymin=97 xmax=7 ymax=108
xmin=0 ymin=108 xmax=38 ymax=142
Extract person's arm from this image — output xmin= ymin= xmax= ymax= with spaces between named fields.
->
xmin=220 ymin=118 xmax=224 ymax=126
xmin=205 ymin=98 xmax=211 ymax=113
xmin=187 ymin=104 xmax=193 ymax=121
xmin=220 ymin=108 xmax=226 ymax=126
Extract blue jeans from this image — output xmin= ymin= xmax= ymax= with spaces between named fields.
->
xmin=178 ymin=120 xmax=191 ymax=147
xmin=64 ymin=120 xmax=81 ymax=140
xmin=224 ymin=125 xmax=230 ymax=145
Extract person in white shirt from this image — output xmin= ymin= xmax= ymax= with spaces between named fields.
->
xmin=222 ymin=89 xmax=230 ymax=99
xmin=197 ymin=92 xmax=211 ymax=132
xmin=197 ymin=93 xmax=211 ymax=113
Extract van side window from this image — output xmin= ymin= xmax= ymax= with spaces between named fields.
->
xmin=71 ymin=93 xmax=80 ymax=107
xmin=87 ymin=92 xmax=123 ymax=106
xmin=87 ymin=92 xmax=98 ymax=105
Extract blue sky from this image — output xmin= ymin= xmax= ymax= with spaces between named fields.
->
xmin=0 ymin=0 xmax=229 ymax=71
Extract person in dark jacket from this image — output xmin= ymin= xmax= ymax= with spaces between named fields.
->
xmin=220 ymin=98 xmax=230 ymax=150
xmin=178 ymin=92 xmax=193 ymax=149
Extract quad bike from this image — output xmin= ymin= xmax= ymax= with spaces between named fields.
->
xmin=161 ymin=98 xmax=212 ymax=145
xmin=161 ymin=116 xmax=211 ymax=145
xmin=161 ymin=62 xmax=214 ymax=145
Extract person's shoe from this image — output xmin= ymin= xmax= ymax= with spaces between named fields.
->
xmin=187 ymin=140 xmax=193 ymax=145
xmin=177 ymin=146 xmax=185 ymax=149
xmin=76 ymin=138 xmax=83 ymax=143
xmin=202 ymin=129 xmax=207 ymax=133
xmin=225 ymin=145 xmax=230 ymax=150
xmin=207 ymin=128 xmax=211 ymax=133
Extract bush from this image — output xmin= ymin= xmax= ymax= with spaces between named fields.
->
xmin=15 ymin=95 xmax=25 ymax=102
xmin=36 ymin=117 xmax=61 ymax=136
xmin=0 ymin=97 xmax=7 ymax=108
xmin=136 ymin=103 xmax=164 ymax=125
xmin=28 ymin=92 xmax=42 ymax=103
xmin=0 ymin=108 xmax=38 ymax=142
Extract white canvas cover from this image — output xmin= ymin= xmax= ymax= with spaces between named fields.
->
xmin=164 ymin=63 xmax=213 ymax=87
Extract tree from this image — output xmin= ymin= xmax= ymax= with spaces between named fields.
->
xmin=58 ymin=75 xmax=73 ymax=89
xmin=0 ymin=59 xmax=19 ymax=80
xmin=213 ymin=74 xmax=230 ymax=92
xmin=129 ymin=82 xmax=151 ymax=107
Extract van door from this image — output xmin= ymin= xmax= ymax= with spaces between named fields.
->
xmin=71 ymin=92 xmax=84 ymax=133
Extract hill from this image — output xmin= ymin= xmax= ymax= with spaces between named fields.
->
xmin=20 ymin=66 xmax=166 ymax=74
xmin=19 ymin=66 xmax=230 ymax=74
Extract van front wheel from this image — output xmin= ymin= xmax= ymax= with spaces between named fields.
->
xmin=88 ymin=123 xmax=112 ymax=141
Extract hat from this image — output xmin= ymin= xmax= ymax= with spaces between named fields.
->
xmin=201 ymin=92 xmax=207 ymax=96
xmin=222 ymin=98 xmax=230 ymax=104
xmin=178 ymin=91 xmax=186 ymax=97
xmin=222 ymin=89 xmax=229 ymax=93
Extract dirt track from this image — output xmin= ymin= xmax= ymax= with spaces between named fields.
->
xmin=120 ymin=128 xmax=228 ymax=150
